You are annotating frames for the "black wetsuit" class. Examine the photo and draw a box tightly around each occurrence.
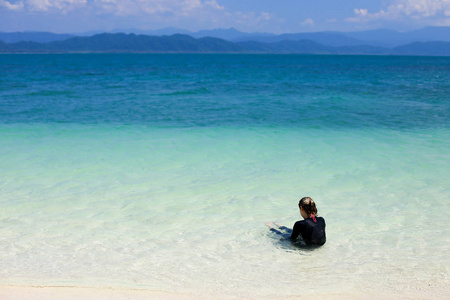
[270,216,326,246]
[291,217,326,246]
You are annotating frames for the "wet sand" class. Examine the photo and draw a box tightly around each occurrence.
[0,285,433,300]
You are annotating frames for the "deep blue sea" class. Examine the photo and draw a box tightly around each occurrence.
[0,54,449,298]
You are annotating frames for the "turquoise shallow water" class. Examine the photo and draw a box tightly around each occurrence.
[0,54,449,298]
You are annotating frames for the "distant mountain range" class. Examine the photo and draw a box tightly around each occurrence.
[0,34,242,53]
[0,29,450,55]
[0,31,75,43]
[2,26,450,47]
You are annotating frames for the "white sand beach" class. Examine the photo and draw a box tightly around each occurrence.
[1,285,447,300]
[0,286,203,300]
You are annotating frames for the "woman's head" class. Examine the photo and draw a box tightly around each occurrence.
[298,197,317,218]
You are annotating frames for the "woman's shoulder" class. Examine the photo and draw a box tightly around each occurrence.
[306,216,326,225]
[295,217,325,226]
[293,219,306,227]
[317,216,326,225]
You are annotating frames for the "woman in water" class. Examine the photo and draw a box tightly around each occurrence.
[267,197,326,246]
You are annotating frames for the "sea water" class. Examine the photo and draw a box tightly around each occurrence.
[0,54,449,298]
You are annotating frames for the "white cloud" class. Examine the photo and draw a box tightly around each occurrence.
[204,0,224,10]
[0,0,87,12]
[0,0,24,10]
[354,8,368,17]
[1,0,276,32]
[347,0,450,23]
[301,18,314,26]
[1,0,220,15]
[233,10,273,29]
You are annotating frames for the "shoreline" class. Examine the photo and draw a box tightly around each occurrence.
[0,285,204,300]
[0,284,435,300]
[0,51,448,57]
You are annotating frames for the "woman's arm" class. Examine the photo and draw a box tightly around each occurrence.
[290,221,302,240]
[266,222,293,238]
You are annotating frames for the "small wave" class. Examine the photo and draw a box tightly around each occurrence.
[159,87,209,96]
[25,90,74,96]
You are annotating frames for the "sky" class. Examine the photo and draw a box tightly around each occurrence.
[1,0,449,33]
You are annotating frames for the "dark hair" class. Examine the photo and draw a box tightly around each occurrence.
[298,197,317,216]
